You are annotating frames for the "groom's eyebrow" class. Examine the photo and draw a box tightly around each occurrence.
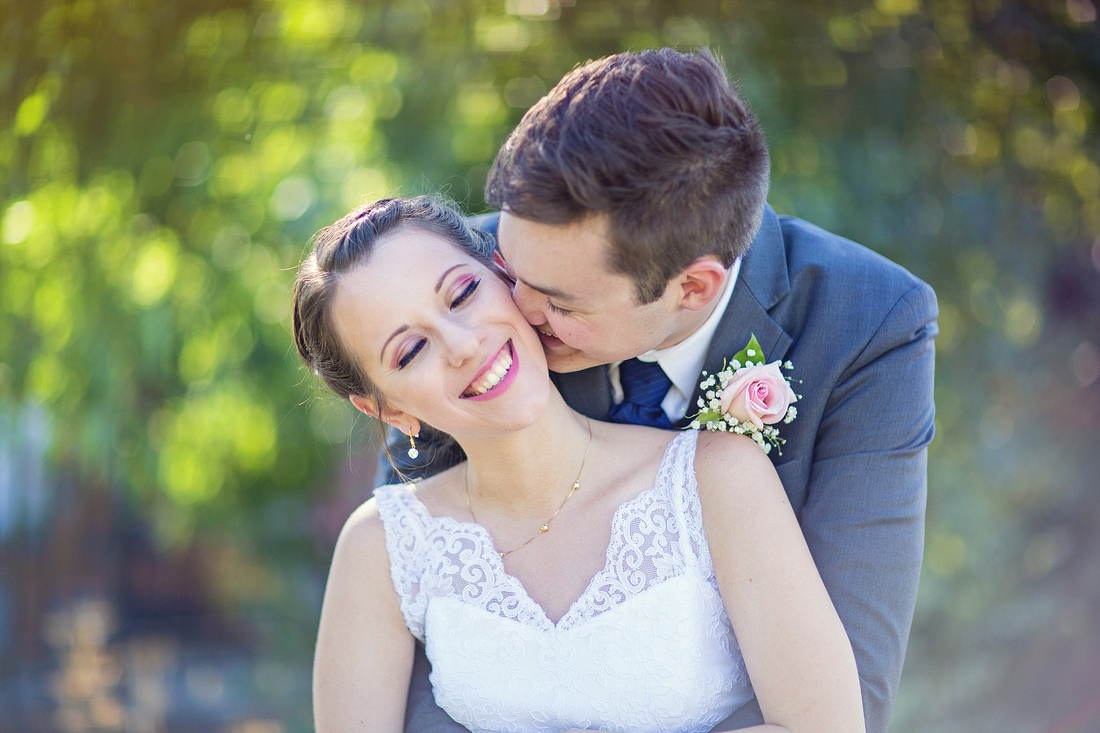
[497,241,578,302]
[518,276,577,303]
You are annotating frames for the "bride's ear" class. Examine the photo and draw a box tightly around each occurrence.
[349,395,421,437]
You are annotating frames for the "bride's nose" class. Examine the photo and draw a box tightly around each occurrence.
[440,321,481,366]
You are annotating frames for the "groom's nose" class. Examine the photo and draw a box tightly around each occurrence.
[511,281,547,327]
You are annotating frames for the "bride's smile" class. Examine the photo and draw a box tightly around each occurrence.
[461,340,516,400]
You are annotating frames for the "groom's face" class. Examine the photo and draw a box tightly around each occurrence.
[496,213,681,373]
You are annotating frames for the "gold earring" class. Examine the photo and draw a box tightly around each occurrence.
[407,431,419,460]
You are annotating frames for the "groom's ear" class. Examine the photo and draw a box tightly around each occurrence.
[349,395,421,437]
[675,257,728,312]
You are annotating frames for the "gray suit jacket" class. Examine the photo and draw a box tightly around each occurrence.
[382,206,938,733]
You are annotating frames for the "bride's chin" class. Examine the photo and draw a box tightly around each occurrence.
[499,384,554,433]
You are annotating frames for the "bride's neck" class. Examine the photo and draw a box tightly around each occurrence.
[457,392,593,518]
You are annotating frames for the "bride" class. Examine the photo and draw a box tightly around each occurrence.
[293,196,864,733]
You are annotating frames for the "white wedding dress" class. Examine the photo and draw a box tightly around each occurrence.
[374,430,755,733]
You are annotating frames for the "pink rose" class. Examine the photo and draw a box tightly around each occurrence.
[719,361,798,430]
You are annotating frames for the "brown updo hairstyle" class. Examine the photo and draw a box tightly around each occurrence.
[292,196,495,415]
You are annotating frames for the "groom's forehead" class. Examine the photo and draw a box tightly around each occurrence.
[498,212,615,278]
[499,223,628,307]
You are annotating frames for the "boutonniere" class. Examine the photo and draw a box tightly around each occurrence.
[688,334,800,454]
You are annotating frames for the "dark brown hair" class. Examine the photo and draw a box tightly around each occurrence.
[292,196,494,411]
[485,47,770,304]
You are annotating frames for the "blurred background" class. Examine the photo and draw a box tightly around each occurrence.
[1,0,1098,731]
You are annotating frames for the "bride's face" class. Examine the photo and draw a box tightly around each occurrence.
[332,226,550,437]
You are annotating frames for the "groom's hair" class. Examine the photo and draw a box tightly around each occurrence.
[485,47,770,304]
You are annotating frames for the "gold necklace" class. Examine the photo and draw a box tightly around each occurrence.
[465,417,593,559]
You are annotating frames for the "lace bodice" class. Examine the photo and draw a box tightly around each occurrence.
[374,430,754,733]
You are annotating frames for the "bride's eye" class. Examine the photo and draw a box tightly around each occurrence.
[398,339,426,369]
[450,278,480,309]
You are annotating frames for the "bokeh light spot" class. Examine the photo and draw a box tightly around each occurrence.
[269,177,317,221]
[475,16,531,52]
[175,142,211,186]
[2,200,35,244]
[927,532,967,576]
[1004,297,1042,348]
[979,402,1015,450]
[131,235,180,307]
[1045,75,1081,111]
[1070,342,1100,386]
[15,92,49,136]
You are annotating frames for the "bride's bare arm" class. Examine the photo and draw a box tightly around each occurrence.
[695,430,866,733]
[313,500,414,732]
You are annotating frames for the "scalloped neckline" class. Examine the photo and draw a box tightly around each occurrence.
[396,430,695,630]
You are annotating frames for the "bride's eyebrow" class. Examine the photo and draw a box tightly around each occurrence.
[435,264,465,292]
[381,326,409,364]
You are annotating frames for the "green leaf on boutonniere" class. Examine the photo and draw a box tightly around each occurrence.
[731,333,766,367]
[694,407,723,423]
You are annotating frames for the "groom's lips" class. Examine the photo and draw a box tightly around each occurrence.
[536,328,566,349]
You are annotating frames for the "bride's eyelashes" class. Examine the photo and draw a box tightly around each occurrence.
[450,277,480,309]
[398,339,426,369]
[396,277,481,370]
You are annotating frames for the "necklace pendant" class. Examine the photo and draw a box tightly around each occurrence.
[499,551,506,559]
[540,524,549,532]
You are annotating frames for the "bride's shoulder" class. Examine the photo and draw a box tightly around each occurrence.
[692,430,782,500]
[331,495,389,566]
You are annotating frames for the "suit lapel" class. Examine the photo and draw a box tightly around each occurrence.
[552,364,614,420]
[678,207,794,428]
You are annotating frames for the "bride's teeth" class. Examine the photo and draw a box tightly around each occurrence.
[466,346,514,396]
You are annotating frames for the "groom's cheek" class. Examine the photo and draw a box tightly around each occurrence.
[512,283,547,326]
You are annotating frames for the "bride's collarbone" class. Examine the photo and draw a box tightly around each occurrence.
[587,428,677,491]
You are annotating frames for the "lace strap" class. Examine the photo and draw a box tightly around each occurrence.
[660,431,712,574]
[373,485,431,640]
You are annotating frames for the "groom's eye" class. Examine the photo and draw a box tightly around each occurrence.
[547,301,573,316]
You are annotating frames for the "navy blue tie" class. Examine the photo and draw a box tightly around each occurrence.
[609,358,673,428]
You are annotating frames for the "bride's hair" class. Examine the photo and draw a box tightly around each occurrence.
[293,196,495,411]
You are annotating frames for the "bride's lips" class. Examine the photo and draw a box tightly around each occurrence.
[461,341,518,401]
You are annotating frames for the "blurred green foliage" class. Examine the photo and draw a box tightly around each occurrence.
[2,0,1099,730]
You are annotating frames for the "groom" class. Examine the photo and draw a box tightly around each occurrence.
[386,48,937,733]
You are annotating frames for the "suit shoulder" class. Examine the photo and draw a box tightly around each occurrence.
[776,215,935,316]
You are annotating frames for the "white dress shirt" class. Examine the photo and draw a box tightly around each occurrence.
[609,257,741,423]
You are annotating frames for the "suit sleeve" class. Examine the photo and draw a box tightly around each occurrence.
[802,281,938,733]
